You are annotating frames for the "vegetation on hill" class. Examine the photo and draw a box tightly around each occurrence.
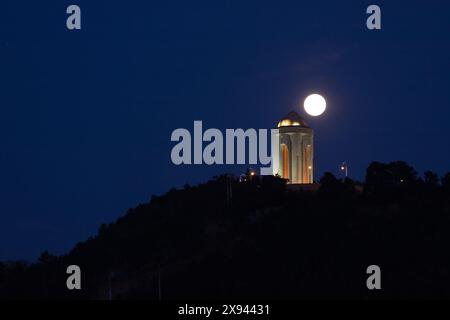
[1,161,450,299]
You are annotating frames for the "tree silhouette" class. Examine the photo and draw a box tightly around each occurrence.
[424,171,439,187]
[442,172,450,192]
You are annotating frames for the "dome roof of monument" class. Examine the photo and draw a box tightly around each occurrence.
[277,111,310,128]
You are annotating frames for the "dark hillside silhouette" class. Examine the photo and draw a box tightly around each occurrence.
[1,161,450,299]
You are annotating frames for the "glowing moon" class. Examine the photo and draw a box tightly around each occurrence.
[304,94,326,116]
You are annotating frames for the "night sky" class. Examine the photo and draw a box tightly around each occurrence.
[1,0,450,260]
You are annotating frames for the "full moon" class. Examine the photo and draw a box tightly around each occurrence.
[304,94,326,116]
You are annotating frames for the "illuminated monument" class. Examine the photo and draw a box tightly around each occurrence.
[272,111,314,184]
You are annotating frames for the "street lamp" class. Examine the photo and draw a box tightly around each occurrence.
[340,162,348,178]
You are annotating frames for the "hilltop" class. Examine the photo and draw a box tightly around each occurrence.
[1,161,450,299]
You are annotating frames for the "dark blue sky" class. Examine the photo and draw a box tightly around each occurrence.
[1,0,450,260]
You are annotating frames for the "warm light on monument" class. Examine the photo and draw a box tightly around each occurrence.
[273,111,314,184]
[304,94,326,116]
